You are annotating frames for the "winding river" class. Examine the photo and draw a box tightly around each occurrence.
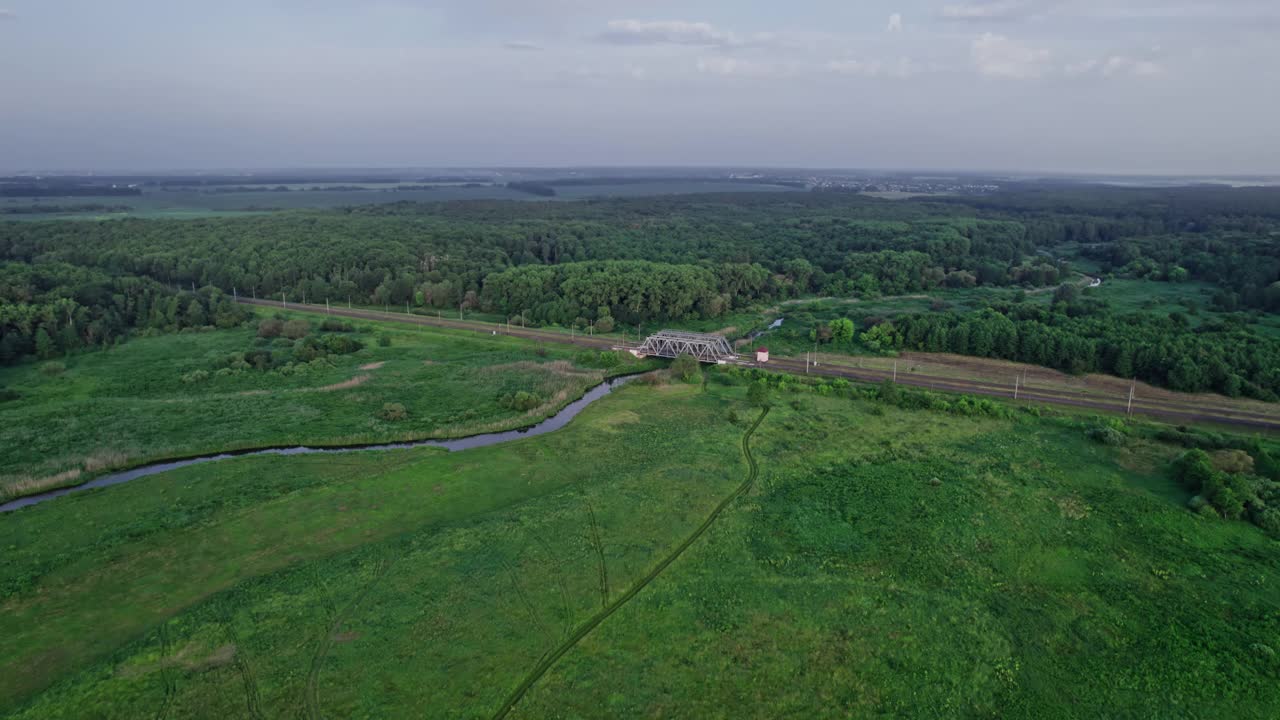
[1,376,635,514]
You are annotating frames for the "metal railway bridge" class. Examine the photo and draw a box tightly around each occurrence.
[634,330,738,363]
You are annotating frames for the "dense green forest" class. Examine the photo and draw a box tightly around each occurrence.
[0,262,250,365]
[2,187,1279,397]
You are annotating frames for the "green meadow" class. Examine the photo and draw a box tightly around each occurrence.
[0,310,649,499]
[2,372,1276,718]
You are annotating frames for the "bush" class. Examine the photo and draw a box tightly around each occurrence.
[257,318,284,338]
[181,369,210,384]
[283,319,310,340]
[378,334,392,347]
[40,361,66,377]
[1173,449,1216,492]
[1210,486,1246,520]
[747,379,772,408]
[499,391,543,412]
[378,403,408,421]
[671,354,702,383]
[0,387,20,402]
[1209,449,1255,475]
[319,318,354,332]
[1087,426,1126,446]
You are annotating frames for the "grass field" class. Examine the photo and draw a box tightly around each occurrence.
[2,376,1277,718]
[0,309,651,499]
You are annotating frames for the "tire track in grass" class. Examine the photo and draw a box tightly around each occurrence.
[305,553,396,720]
[153,625,177,720]
[492,407,770,720]
[222,623,265,720]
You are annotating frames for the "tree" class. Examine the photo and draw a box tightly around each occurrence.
[184,299,206,327]
[829,318,855,344]
[1053,283,1080,305]
[1174,449,1216,492]
[595,314,615,333]
[34,328,54,360]
[671,353,701,383]
[746,379,772,408]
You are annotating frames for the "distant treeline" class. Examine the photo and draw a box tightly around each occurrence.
[506,182,557,197]
[1,204,132,215]
[2,187,1279,397]
[543,176,807,189]
[1,185,141,198]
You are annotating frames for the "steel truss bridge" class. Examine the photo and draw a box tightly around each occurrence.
[635,330,738,363]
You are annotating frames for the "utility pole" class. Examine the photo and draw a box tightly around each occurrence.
[282,292,287,309]
[1127,380,1135,418]
[348,296,352,309]
[326,299,331,315]
[233,287,237,302]
[893,361,898,383]
[1014,374,1019,400]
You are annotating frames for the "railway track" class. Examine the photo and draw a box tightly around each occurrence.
[237,298,1280,432]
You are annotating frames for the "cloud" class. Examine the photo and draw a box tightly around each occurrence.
[1065,55,1163,78]
[0,9,16,20]
[971,33,1051,78]
[694,56,792,78]
[503,41,544,51]
[941,1,1044,22]
[887,13,903,32]
[828,59,885,77]
[598,19,740,47]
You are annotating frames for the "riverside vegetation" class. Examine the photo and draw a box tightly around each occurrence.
[0,308,650,500]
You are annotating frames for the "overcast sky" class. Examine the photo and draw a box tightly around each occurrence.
[1,0,1277,174]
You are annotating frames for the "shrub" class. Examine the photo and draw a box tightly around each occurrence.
[378,334,392,347]
[257,318,284,338]
[283,319,310,340]
[0,388,19,402]
[1173,449,1216,492]
[498,391,542,412]
[1209,449,1255,475]
[671,354,702,383]
[378,403,408,421]
[40,362,66,377]
[319,318,354,332]
[747,379,772,408]
[1087,426,1126,446]
[1210,486,1245,520]
[181,369,210,384]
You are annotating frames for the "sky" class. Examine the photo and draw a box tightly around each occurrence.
[1,0,1277,174]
